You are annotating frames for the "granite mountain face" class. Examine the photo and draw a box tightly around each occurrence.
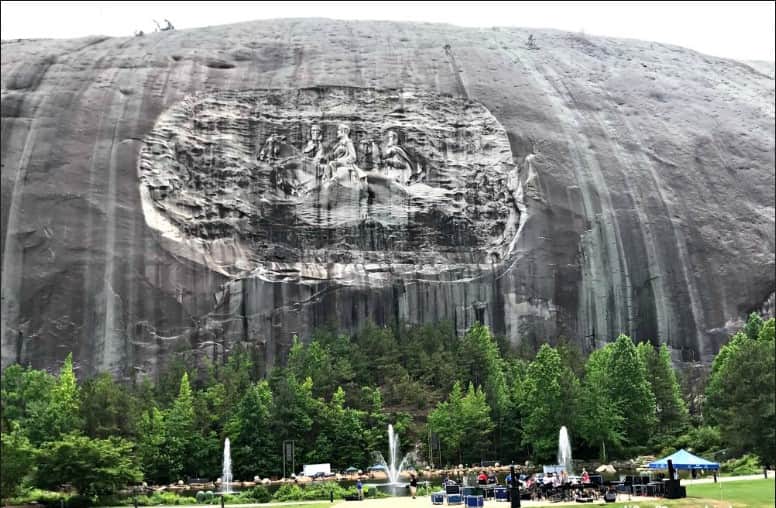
[1,20,774,378]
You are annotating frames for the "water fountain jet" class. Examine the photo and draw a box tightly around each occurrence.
[370,424,417,495]
[557,426,573,475]
[221,438,233,494]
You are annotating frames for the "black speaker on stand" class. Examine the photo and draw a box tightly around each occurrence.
[664,460,685,499]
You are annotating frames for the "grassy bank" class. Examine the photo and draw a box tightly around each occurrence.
[608,478,775,508]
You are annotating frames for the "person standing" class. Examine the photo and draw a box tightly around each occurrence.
[487,470,497,484]
[356,479,363,500]
[409,473,418,499]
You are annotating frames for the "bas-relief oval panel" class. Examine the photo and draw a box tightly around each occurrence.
[138,87,521,284]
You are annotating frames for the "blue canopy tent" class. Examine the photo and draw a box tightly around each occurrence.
[648,449,720,470]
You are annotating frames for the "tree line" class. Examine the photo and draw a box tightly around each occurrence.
[2,316,773,500]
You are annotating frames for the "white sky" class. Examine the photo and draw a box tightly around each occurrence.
[1,1,774,62]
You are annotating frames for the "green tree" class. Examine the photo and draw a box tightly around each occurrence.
[636,343,689,441]
[216,344,257,397]
[225,380,275,478]
[705,319,775,466]
[520,345,579,461]
[32,354,83,443]
[287,338,338,398]
[166,372,198,479]
[400,322,458,392]
[499,358,528,460]
[311,329,357,396]
[744,312,764,341]
[313,387,366,468]
[458,383,494,463]
[672,425,722,456]
[457,324,509,457]
[577,347,624,460]
[428,381,466,464]
[360,386,388,457]
[556,336,587,379]
[137,372,198,484]
[136,407,170,484]
[1,424,37,498]
[351,323,404,387]
[269,370,321,473]
[81,372,139,439]
[759,318,775,342]
[1,364,55,442]
[154,354,196,406]
[190,382,226,479]
[35,433,142,496]
[428,381,494,464]
[606,335,656,448]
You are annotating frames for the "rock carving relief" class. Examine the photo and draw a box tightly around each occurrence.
[138,87,523,283]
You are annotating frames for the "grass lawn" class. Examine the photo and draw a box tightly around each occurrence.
[607,478,775,508]
[686,479,775,507]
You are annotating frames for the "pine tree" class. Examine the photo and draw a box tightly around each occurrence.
[636,343,689,440]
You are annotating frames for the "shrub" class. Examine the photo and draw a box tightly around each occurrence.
[272,484,304,501]
[673,426,722,456]
[242,486,271,503]
[34,490,69,508]
[721,454,761,475]
[7,489,67,508]
[272,481,354,501]
[195,491,206,503]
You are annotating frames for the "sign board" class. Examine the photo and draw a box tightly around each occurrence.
[284,441,294,461]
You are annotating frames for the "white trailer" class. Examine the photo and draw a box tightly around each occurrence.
[303,463,332,477]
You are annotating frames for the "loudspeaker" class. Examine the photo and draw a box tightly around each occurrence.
[664,479,684,499]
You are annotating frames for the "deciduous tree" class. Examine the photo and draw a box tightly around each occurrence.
[35,434,142,496]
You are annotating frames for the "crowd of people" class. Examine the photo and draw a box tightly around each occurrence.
[438,466,613,503]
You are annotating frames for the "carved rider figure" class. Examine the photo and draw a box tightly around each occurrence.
[326,123,357,180]
[382,129,415,183]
